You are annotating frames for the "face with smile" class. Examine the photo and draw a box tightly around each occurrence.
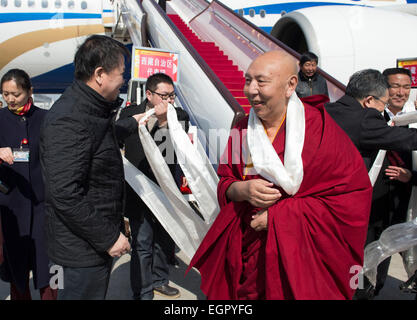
[386,73,412,114]
[362,90,389,113]
[146,82,176,107]
[1,80,32,112]
[300,60,317,78]
[92,56,125,102]
[244,51,298,125]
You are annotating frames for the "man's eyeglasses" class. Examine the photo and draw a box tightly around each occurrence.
[149,90,176,100]
[372,95,389,109]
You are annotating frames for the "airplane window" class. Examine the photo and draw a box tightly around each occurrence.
[55,0,61,8]
[238,9,244,16]
[14,0,21,7]
[249,9,255,18]
[27,0,35,7]
[260,10,266,18]
[0,0,7,8]
[81,1,87,9]
[68,0,74,9]
[41,0,47,8]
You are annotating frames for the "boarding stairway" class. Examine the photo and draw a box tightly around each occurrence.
[118,0,346,162]
[167,14,251,113]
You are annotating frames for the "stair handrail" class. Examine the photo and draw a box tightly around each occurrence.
[209,0,346,94]
[147,0,245,128]
[137,0,149,47]
[119,0,149,47]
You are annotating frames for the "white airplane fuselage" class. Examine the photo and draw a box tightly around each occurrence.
[2,0,417,98]
[0,0,116,96]
[220,0,417,33]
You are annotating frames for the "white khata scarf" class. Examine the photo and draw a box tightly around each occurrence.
[246,92,305,195]
[123,104,219,260]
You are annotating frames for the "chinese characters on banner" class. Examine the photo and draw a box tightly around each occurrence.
[397,58,417,88]
[132,48,179,82]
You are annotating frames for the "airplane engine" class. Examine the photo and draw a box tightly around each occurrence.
[271,6,417,85]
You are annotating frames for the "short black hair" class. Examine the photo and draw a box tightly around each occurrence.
[1,69,32,93]
[74,35,130,81]
[346,69,389,100]
[382,67,412,81]
[145,73,174,92]
[300,52,318,66]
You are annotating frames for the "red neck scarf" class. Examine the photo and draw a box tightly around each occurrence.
[10,97,32,116]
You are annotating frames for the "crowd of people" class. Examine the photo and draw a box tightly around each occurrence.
[0,34,416,300]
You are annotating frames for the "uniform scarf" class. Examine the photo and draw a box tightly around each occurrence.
[9,97,32,115]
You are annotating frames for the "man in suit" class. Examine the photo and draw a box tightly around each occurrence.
[382,68,414,225]
[119,73,188,300]
[325,69,417,299]
[376,68,416,296]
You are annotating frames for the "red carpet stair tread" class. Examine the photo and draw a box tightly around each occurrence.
[168,14,251,114]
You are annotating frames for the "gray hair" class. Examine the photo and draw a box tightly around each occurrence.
[345,69,389,100]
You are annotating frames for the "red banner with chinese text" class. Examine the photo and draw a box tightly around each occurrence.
[132,48,179,82]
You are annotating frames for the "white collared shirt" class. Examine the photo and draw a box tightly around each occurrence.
[385,107,407,120]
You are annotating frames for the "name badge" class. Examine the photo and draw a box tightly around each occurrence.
[12,148,30,162]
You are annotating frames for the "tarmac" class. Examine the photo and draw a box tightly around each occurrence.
[0,250,415,300]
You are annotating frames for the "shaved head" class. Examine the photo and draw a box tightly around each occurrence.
[244,51,299,126]
[250,51,298,78]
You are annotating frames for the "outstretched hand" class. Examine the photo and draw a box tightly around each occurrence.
[385,165,412,183]
[132,113,147,125]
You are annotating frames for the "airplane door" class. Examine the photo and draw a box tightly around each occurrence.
[102,0,116,28]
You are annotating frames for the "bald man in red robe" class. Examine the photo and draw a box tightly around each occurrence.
[188,51,373,300]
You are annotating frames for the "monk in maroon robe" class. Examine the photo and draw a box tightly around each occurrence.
[188,51,372,300]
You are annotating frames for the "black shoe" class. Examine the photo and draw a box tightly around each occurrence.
[169,257,180,269]
[352,277,375,300]
[154,284,180,298]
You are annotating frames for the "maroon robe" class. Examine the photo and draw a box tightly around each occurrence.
[188,95,372,300]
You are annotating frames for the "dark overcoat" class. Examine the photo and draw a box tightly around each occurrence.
[325,95,417,239]
[0,105,50,292]
[39,80,137,268]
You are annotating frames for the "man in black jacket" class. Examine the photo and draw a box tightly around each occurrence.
[39,35,143,300]
[119,73,188,300]
[325,69,417,299]
[295,52,329,98]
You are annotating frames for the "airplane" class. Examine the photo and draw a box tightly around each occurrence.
[218,0,417,87]
[219,0,417,33]
[1,0,416,106]
[0,0,122,107]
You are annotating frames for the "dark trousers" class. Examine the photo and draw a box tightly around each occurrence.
[57,260,113,300]
[129,208,174,300]
[354,222,391,299]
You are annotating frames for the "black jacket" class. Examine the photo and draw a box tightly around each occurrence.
[39,80,137,267]
[0,105,51,291]
[296,71,329,98]
[325,95,417,170]
[118,99,189,218]
[325,95,417,229]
